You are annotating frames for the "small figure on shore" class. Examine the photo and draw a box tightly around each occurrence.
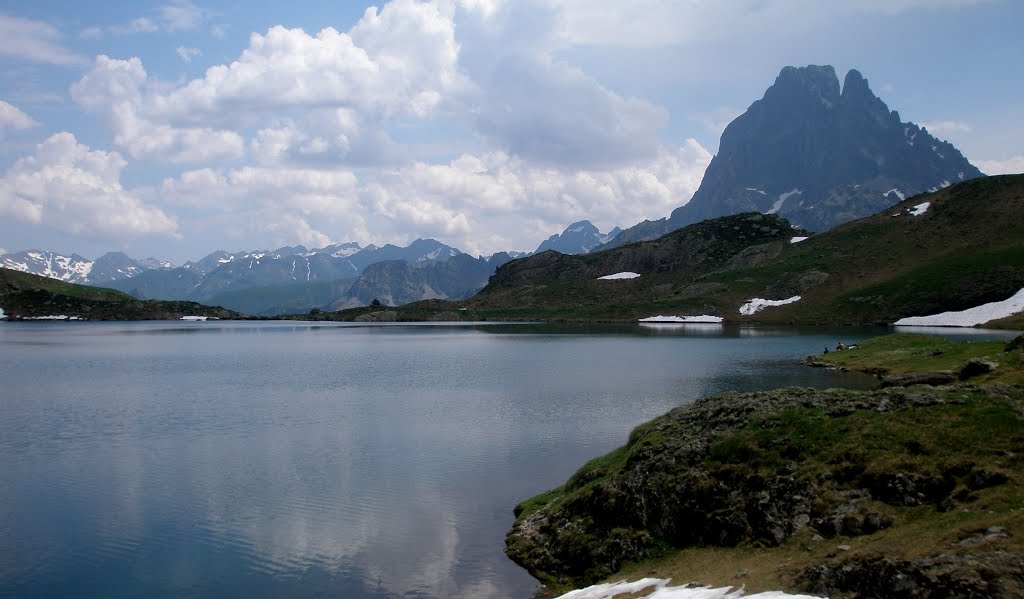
[835,341,845,351]
[824,346,830,354]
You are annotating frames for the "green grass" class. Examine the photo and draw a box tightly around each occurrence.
[815,333,1024,384]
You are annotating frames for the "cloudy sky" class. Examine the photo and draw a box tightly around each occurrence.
[1,0,1021,263]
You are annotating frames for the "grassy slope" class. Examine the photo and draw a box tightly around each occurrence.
[473,175,1024,324]
[511,333,1024,595]
[0,267,240,320]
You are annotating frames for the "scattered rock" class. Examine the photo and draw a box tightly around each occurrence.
[880,371,956,388]
[1005,334,1024,353]
[959,358,998,380]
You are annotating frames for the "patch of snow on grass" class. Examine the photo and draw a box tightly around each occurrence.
[766,189,801,214]
[739,296,801,316]
[639,315,723,323]
[554,578,820,599]
[909,202,930,216]
[598,272,641,280]
[894,288,1024,327]
[790,236,808,243]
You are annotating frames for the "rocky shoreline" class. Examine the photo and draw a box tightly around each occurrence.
[506,383,1024,597]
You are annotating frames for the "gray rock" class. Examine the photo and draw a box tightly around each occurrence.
[959,358,998,380]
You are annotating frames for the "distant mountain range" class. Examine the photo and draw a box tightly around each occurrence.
[0,239,513,315]
[603,65,984,248]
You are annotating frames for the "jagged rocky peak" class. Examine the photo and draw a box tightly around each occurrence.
[651,64,985,236]
[535,220,621,254]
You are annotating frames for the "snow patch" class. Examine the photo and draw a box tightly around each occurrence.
[26,315,80,320]
[568,225,586,233]
[939,180,951,189]
[0,307,5,319]
[885,188,906,201]
[790,236,808,244]
[909,202,930,216]
[181,315,211,321]
[639,315,723,323]
[739,296,801,315]
[767,189,801,215]
[894,288,1024,327]
[598,272,641,280]
[745,187,767,195]
[553,578,820,599]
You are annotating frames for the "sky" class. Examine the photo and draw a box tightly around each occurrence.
[0,0,1022,263]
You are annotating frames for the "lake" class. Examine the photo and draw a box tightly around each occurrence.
[0,321,952,598]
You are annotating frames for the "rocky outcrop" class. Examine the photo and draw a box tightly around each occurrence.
[506,385,1023,591]
[800,550,1024,598]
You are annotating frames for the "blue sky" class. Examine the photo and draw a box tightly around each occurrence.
[1,0,1022,263]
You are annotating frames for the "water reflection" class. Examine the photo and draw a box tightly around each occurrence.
[0,322,893,598]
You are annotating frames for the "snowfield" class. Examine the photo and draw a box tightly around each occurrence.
[638,315,724,323]
[554,578,820,599]
[598,272,641,280]
[789,236,808,244]
[894,288,1024,327]
[910,201,930,216]
[739,296,801,315]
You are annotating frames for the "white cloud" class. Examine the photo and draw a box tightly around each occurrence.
[0,133,178,238]
[0,100,37,140]
[0,12,87,66]
[72,2,464,166]
[71,55,246,162]
[158,0,207,32]
[176,46,202,63]
[920,120,972,135]
[976,155,1024,175]
[151,135,709,255]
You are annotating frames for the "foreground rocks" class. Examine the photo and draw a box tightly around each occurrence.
[506,385,1024,595]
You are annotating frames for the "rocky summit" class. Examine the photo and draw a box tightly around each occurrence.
[607,65,983,247]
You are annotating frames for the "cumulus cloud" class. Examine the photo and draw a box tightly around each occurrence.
[0,100,37,140]
[71,55,246,162]
[72,1,464,165]
[0,12,86,66]
[0,133,178,238]
[976,155,1024,175]
[155,137,710,255]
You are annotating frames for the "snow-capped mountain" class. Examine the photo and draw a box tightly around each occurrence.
[0,250,168,284]
[534,220,622,254]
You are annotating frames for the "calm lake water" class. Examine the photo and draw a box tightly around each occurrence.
[1,320,985,598]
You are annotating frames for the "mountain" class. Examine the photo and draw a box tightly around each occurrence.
[97,238,485,314]
[0,267,238,321]
[0,249,168,284]
[534,220,621,254]
[470,175,1024,324]
[331,252,514,309]
[605,65,984,248]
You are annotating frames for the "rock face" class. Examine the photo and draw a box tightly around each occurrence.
[606,65,984,247]
[505,385,1022,592]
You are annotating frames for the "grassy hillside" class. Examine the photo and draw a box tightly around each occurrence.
[471,175,1024,325]
[0,267,240,320]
